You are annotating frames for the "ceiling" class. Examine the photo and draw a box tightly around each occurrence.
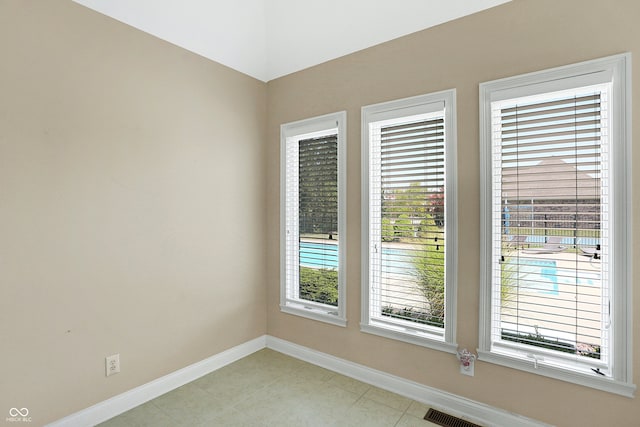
[72,0,511,82]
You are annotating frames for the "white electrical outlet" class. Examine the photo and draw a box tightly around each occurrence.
[460,360,475,376]
[105,354,120,377]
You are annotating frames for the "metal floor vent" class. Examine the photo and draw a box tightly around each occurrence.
[424,408,482,427]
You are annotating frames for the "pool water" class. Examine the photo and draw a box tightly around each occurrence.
[510,258,600,295]
[299,244,600,293]
[299,242,339,269]
[299,242,415,274]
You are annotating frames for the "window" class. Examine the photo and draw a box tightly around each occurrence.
[280,111,346,326]
[361,90,457,352]
[479,54,634,396]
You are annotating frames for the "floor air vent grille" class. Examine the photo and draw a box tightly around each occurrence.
[424,408,482,427]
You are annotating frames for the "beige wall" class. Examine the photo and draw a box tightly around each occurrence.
[0,1,267,425]
[3,0,639,425]
[266,0,640,425]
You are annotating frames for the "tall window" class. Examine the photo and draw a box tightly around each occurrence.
[479,54,634,396]
[281,111,346,326]
[362,91,457,351]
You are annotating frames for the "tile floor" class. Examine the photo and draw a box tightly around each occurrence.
[98,348,441,427]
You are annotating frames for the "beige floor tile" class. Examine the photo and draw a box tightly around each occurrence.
[150,382,227,425]
[405,400,432,419]
[192,349,306,404]
[339,397,405,427]
[231,383,296,422]
[326,374,371,396]
[227,354,298,385]
[395,413,442,427]
[270,405,342,427]
[96,350,460,427]
[290,362,337,384]
[193,408,259,427]
[268,363,338,399]
[268,374,323,399]
[192,367,269,404]
[97,401,176,427]
[232,348,305,374]
[305,383,362,414]
[362,386,412,412]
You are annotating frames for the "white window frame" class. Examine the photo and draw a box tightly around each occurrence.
[361,90,458,353]
[479,54,635,397]
[280,111,347,327]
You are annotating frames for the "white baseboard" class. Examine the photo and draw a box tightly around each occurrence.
[46,335,266,427]
[48,335,550,427]
[266,336,552,427]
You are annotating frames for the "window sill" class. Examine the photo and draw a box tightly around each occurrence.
[477,349,636,397]
[360,323,457,354]
[280,304,347,327]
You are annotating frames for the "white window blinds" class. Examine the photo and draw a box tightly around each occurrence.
[296,134,339,305]
[490,85,611,369]
[281,111,346,326]
[362,90,457,350]
[480,54,634,396]
[371,115,446,328]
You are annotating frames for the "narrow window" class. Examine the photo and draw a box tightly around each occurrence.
[281,112,346,326]
[362,91,457,352]
[479,54,634,396]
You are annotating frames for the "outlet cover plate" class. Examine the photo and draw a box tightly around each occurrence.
[460,360,474,376]
[106,354,120,377]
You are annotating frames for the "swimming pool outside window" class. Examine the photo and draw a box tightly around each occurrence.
[280,111,346,327]
[361,90,458,352]
[479,54,634,396]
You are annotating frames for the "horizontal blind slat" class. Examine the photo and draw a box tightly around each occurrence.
[494,90,606,361]
[375,115,446,329]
